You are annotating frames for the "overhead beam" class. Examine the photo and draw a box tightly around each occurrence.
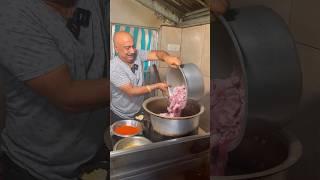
[195,0,207,7]
[178,15,210,28]
[183,10,210,21]
[184,8,209,17]
[136,0,181,24]
[157,0,184,17]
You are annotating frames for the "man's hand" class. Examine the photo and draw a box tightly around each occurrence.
[119,82,168,96]
[156,82,169,92]
[147,50,182,68]
[211,0,230,15]
[164,56,182,69]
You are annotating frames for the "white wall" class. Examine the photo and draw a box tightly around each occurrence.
[110,0,164,28]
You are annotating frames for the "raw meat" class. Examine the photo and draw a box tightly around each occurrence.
[211,68,245,176]
[160,85,187,117]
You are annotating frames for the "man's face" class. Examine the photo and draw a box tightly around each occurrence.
[115,36,137,64]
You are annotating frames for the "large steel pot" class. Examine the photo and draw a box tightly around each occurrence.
[213,6,302,131]
[142,96,204,136]
[212,130,302,180]
[166,63,204,101]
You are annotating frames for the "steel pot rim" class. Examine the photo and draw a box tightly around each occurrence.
[113,136,152,151]
[142,96,205,120]
[212,130,302,180]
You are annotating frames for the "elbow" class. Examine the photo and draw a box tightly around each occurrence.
[125,92,135,97]
[122,89,137,97]
[125,89,144,97]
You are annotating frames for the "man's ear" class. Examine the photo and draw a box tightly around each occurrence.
[114,45,118,53]
[114,46,119,56]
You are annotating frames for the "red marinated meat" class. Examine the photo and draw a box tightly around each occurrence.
[211,68,245,176]
[160,85,187,117]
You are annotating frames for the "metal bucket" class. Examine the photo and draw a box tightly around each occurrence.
[166,63,205,101]
[142,96,204,137]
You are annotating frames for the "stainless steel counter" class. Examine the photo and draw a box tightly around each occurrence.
[110,131,210,180]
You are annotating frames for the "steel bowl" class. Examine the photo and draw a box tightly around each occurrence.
[110,120,143,138]
[113,136,152,151]
[166,63,204,101]
[143,96,204,137]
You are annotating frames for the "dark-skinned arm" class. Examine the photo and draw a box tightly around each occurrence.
[26,64,109,113]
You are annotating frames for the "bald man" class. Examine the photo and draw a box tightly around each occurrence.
[110,31,181,121]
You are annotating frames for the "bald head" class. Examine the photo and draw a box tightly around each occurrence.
[113,31,137,64]
[113,31,133,46]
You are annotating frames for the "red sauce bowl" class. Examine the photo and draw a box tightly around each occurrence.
[110,120,143,137]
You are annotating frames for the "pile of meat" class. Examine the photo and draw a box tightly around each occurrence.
[160,85,187,117]
[211,68,245,176]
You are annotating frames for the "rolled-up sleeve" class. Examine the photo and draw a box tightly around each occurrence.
[110,60,131,87]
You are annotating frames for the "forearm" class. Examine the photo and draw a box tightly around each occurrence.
[60,79,109,112]
[147,50,170,62]
[121,84,158,96]
[25,64,109,113]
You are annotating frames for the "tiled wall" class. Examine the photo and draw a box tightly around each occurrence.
[159,25,211,131]
[290,0,320,50]
[231,0,320,179]
[289,0,320,178]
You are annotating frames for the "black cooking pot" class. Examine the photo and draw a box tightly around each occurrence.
[213,6,302,131]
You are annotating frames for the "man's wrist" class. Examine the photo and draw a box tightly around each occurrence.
[163,56,169,63]
[155,50,169,62]
[146,85,152,93]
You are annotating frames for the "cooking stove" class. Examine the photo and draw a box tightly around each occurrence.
[142,121,199,142]
[109,113,202,149]
[110,119,210,180]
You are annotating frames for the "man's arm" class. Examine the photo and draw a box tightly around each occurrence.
[118,82,168,97]
[26,64,109,113]
[147,50,181,68]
